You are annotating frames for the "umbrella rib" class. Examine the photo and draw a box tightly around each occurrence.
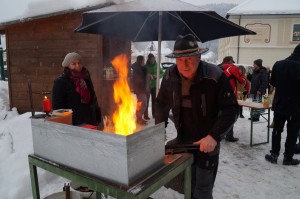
[133,12,156,42]
[168,12,202,42]
[76,12,121,32]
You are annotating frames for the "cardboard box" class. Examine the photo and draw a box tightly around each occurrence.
[47,109,72,125]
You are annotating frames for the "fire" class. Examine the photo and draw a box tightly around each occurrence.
[106,54,137,135]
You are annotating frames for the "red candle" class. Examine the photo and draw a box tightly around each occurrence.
[43,96,51,113]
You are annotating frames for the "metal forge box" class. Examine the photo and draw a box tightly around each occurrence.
[31,119,165,186]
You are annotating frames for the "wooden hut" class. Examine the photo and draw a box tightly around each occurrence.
[0,2,131,116]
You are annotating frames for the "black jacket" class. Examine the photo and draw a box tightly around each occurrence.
[52,68,101,126]
[271,54,300,116]
[247,67,268,95]
[131,62,148,94]
[155,61,238,143]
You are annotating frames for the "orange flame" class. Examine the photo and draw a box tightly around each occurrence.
[109,54,137,136]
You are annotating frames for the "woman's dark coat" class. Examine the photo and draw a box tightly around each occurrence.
[52,68,101,126]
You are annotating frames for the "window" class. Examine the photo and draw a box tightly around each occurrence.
[292,24,300,41]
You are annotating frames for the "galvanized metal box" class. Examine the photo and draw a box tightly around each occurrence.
[31,119,165,186]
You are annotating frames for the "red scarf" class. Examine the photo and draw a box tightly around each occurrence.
[69,69,91,104]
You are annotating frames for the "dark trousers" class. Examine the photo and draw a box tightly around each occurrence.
[252,95,263,119]
[270,112,300,158]
[145,88,156,118]
[225,126,234,139]
[136,93,147,119]
[239,106,243,116]
[192,163,218,199]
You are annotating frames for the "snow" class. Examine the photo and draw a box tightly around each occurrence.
[88,0,205,12]
[1,79,299,199]
[0,0,246,25]
[0,35,5,50]
[0,0,109,24]
[228,0,300,15]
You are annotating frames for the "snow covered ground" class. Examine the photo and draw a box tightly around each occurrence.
[0,80,299,199]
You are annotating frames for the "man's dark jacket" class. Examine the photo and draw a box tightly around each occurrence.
[271,54,300,116]
[247,66,268,95]
[155,61,238,144]
[131,62,148,94]
[52,68,101,126]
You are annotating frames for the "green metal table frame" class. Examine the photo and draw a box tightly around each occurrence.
[28,153,193,199]
[238,100,271,147]
[249,106,271,147]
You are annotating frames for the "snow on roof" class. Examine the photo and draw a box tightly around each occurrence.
[88,0,205,13]
[227,0,300,16]
[0,0,206,26]
[0,0,114,25]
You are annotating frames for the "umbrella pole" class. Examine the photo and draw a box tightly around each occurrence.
[156,11,162,96]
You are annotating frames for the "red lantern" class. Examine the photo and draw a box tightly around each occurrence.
[43,96,51,114]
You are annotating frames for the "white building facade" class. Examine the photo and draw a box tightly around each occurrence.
[218,0,300,68]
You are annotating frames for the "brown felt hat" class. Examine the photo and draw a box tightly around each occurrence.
[166,34,208,58]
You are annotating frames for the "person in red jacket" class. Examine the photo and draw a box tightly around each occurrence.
[221,56,250,142]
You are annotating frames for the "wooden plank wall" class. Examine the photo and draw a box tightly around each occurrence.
[5,12,131,115]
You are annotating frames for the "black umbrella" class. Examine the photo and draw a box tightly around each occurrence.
[75,0,255,91]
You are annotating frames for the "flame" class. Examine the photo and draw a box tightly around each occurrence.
[108,54,137,136]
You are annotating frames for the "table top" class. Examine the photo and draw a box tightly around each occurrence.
[238,100,271,109]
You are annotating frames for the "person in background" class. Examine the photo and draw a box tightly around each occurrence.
[221,56,249,142]
[295,131,300,154]
[265,66,272,93]
[144,53,164,119]
[237,65,248,118]
[131,55,148,125]
[52,52,102,127]
[246,59,268,122]
[155,34,238,199]
[265,44,300,165]
[268,75,275,128]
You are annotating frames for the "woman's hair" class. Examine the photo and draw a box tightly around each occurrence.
[238,65,246,75]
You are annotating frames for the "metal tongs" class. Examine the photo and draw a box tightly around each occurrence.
[165,144,200,154]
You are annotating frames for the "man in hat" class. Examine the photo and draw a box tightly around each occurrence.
[265,44,300,166]
[246,58,269,121]
[155,34,238,199]
[218,56,235,67]
[220,56,250,142]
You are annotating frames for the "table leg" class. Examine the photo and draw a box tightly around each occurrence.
[184,165,191,199]
[29,162,40,199]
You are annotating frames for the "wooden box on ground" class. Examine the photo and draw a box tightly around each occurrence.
[31,119,165,186]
